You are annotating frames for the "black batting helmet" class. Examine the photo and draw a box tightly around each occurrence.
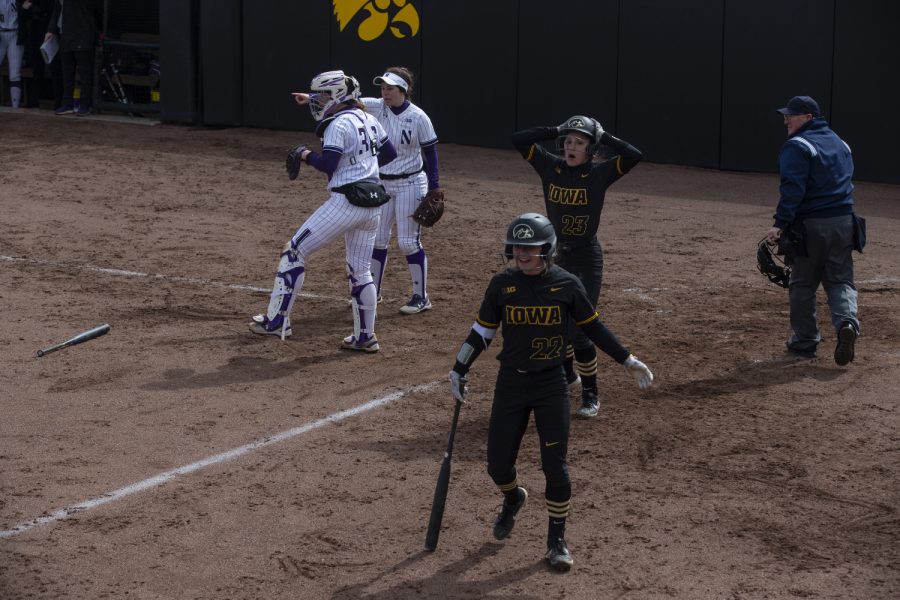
[557,115,602,156]
[504,212,557,261]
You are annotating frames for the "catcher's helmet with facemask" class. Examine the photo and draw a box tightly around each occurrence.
[757,238,792,288]
[504,213,558,261]
[308,70,361,121]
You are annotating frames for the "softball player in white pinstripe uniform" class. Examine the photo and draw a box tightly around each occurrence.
[250,70,397,352]
[0,0,23,108]
[361,67,440,314]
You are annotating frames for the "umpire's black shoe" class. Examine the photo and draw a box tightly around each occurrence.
[576,390,599,418]
[834,322,858,366]
[545,537,574,572]
[493,487,527,540]
[786,345,817,359]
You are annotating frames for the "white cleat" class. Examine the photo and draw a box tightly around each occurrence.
[399,294,432,315]
[341,334,380,353]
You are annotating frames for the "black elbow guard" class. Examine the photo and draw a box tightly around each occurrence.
[453,328,491,375]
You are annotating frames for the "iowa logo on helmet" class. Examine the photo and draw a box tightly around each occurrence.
[334,0,420,42]
[512,224,535,240]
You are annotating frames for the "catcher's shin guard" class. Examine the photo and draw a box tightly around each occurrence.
[350,282,378,341]
[265,247,306,337]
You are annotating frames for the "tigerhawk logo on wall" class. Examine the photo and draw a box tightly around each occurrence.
[334,0,420,42]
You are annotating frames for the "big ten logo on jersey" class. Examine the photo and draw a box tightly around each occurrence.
[505,305,562,326]
[334,0,420,42]
[548,184,588,206]
[502,286,517,295]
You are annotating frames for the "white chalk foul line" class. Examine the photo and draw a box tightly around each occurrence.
[0,255,346,301]
[0,381,440,540]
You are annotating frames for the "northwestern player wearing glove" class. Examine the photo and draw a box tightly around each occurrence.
[448,213,653,573]
[360,67,442,315]
[250,70,397,351]
[512,115,642,419]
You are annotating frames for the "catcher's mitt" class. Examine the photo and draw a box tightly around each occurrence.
[757,238,791,288]
[412,189,445,227]
[286,144,307,181]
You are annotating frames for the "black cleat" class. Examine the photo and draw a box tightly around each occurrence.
[545,537,574,572]
[576,390,599,418]
[834,322,858,366]
[493,487,527,540]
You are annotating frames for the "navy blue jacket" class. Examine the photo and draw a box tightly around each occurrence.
[774,118,854,229]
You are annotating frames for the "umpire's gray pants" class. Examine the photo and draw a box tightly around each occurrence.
[787,214,859,352]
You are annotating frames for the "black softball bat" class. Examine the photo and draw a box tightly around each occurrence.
[36,324,111,357]
[424,398,463,551]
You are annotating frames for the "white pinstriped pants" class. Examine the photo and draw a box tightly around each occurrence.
[290,192,380,286]
[375,172,427,254]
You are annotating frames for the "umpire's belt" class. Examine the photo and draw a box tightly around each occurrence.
[558,237,599,253]
[380,167,424,180]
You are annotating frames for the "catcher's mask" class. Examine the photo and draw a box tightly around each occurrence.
[309,70,361,121]
[557,115,602,156]
[504,213,557,263]
[757,238,791,288]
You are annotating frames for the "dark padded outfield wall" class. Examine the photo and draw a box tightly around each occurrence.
[516,0,619,134]
[832,0,900,184]
[617,0,724,168]
[420,0,519,148]
[159,0,198,124]
[242,2,332,131]
[329,0,423,109]
[720,0,834,175]
[199,0,243,126]
[105,0,159,36]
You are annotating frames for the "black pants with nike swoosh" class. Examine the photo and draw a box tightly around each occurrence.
[487,365,571,505]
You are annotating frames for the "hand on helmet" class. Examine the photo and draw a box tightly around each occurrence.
[624,354,653,390]
[449,370,469,403]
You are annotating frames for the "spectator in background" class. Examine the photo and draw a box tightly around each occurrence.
[44,0,100,115]
[0,0,23,107]
[18,0,62,108]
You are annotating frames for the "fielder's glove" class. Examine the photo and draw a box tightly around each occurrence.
[624,354,654,390]
[412,189,445,227]
[449,370,469,403]
[286,144,307,181]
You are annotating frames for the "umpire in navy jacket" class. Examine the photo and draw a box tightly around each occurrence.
[766,95,860,365]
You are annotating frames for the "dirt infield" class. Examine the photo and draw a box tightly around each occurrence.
[1,109,898,599]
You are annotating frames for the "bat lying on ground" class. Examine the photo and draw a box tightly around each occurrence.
[425,398,463,551]
[36,324,111,358]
